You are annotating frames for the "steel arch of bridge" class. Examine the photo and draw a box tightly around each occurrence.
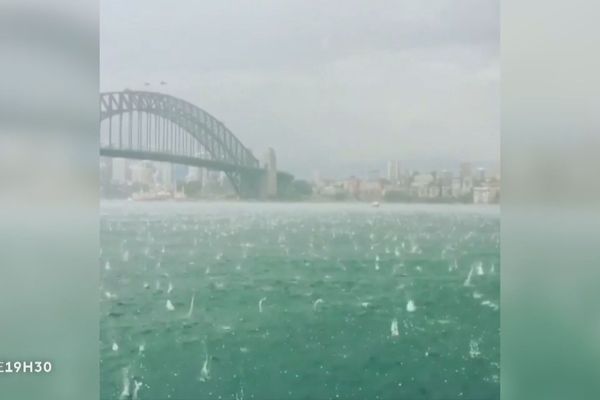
[100,90,262,194]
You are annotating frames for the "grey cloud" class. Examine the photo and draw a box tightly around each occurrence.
[101,0,499,178]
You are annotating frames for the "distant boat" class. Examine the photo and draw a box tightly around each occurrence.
[371,201,380,208]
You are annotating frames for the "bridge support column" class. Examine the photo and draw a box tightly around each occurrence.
[259,148,278,199]
[237,171,262,199]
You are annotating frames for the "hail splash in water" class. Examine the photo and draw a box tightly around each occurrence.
[390,318,399,337]
[119,367,130,400]
[132,380,143,400]
[259,297,267,313]
[185,294,195,318]
[475,261,485,276]
[166,299,175,311]
[464,266,474,287]
[469,339,481,358]
[313,298,324,311]
[199,345,210,382]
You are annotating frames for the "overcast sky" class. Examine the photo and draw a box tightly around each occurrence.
[101,0,499,178]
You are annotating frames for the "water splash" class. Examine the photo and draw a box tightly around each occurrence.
[406,300,416,312]
[481,300,499,310]
[259,297,267,313]
[104,291,117,300]
[199,347,210,382]
[104,261,111,271]
[166,299,175,311]
[132,379,143,400]
[449,259,458,272]
[463,267,474,287]
[235,385,245,400]
[185,294,195,318]
[475,262,485,276]
[390,318,399,337]
[118,367,130,400]
[112,342,119,352]
[409,242,420,254]
[167,282,173,294]
[313,298,324,311]
[469,339,481,358]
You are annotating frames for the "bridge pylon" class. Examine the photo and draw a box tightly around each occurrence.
[259,148,278,199]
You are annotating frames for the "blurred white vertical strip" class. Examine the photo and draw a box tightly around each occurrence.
[502,0,600,399]
[0,0,98,399]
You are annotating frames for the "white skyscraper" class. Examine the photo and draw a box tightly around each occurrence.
[160,162,173,189]
[186,167,202,183]
[112,158,129,183]
[387,160,401,182]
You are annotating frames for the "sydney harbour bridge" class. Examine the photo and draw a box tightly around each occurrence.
[100,90,293,199]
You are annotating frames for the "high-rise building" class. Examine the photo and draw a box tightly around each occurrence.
[313,170,322,186]
[159,162,174,189]
[174,164,188,183]
[111,158,129,183]
[460,162,473,179]
[387,160,402,183]
[186,167,202,183]
[440,169,453,185]
[130,161,155,186]
[476,167,486,182]
[99,157,112,186]
[368,169,380,181]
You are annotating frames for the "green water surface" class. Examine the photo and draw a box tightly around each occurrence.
[100,202,499,400]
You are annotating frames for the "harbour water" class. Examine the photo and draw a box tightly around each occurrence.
[100,201,499,400]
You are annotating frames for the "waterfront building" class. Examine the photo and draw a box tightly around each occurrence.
[130,161,154,186]
[111,158,130,183]
[460,162,473,179]
[473,185,499,204]
[186,167,202,183]
[387,160,402,183]
[159,162,174,190]
[358,180,384,201]
[100,158,112,187]
[461,175,473,196]
[451,177,463,197]
[428,185,441,199]
[476,167,486,183]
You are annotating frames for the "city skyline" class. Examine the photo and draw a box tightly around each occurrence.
[101,0,499,179]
